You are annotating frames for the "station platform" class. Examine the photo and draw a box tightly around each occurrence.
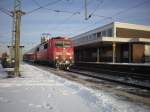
[0,63,150,112]
[74,62,150,79]
[0,63,8,78]
[75,61,150,66]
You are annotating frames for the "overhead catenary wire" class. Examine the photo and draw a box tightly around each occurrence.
[46,0,98,31]
[72,0,150,36]
[0,7,12,17]
[86,0,112,19]
[88,0,104,19]
[26,0,62,15]
[51,12,80,31]
[31,0,80,14]
[111,0,150,17]
[45,8,80,14]
[30,0,81,33]
[92,14,112,20]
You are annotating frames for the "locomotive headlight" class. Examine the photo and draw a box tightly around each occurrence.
[55,56,58,59]
[69,56,72,59]
[6,58,10,62]
[65,60,69,64]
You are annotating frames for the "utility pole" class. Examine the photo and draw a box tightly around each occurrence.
[12,0,25,77]
[84,0,88,20]
[10,0,16,60]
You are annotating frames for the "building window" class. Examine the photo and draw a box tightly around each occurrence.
[83,36,87,41]
[102,30,106,37]
[89,35,91,40]
[97,32,101,38]
[93,33,97,39]
[107,28,113,37]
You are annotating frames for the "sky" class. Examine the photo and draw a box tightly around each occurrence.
[0,0,150,52]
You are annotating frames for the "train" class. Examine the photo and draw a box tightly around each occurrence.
[23,37,74,69]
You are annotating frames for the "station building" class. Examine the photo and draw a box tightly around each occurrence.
[72,22,150,63]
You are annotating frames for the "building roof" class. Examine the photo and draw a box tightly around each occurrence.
[74,37,150,47]
[114,22,150,32]
[72,22,150,39]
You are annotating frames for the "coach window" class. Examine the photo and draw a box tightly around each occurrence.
[44,43,48,49]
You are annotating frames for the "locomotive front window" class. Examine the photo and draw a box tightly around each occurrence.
[64,41,71,48]
[55,41,63,47]
[55,41,71,48]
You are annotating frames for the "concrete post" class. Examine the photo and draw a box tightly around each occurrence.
[112,42,116,63]
[128,43,132,63]
[14,10,24,77]
[97,48,100,62]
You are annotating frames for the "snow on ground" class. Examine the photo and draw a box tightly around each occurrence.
[0,63,150,112]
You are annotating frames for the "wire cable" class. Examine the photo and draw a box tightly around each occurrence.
[0,7,12,17]
[26,0,62,15]
[88,0,103,19]
[32,0,80,14]
[73,0,150,35]
[111,0,150,17]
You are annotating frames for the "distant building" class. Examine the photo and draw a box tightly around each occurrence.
[0,44,9,60]
[72,22,150,63]
[7,45,24,62]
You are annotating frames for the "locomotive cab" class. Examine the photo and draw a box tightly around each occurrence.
[23,36,74,70]
[53,37,74,69]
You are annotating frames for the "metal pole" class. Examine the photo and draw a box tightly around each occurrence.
[11,0,16,60]
[84,0,88,20]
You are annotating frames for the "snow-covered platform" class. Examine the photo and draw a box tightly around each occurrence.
[0,63,150,112]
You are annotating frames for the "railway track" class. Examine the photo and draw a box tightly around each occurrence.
[21,63,150,106]
[74,62,150,80]
[25,62,150,90]
[67,67,150,90]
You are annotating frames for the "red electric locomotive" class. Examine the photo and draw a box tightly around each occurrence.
[23,37,74,69]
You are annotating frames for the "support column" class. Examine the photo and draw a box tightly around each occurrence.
[112,42,116,63]
[78,49,81,61]
[97,48,100,62]
[128,43,132,63]
[113,23,116,38]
